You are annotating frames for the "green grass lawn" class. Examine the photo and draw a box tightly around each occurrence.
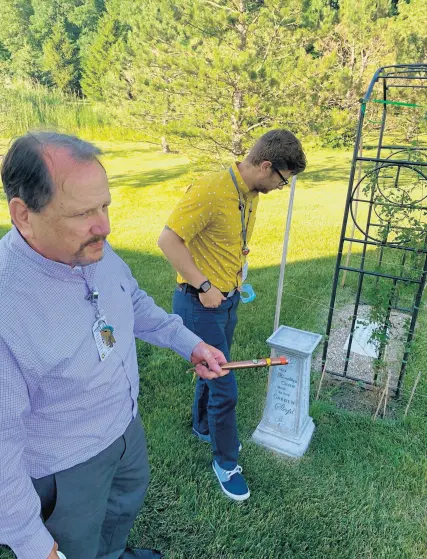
[0,141,426,559]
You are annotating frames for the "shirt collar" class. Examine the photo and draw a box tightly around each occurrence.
[231,162,257,200]
[9,225,98,283]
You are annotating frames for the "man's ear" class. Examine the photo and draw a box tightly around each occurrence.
[260,160,273,173]
[9,198,35,240]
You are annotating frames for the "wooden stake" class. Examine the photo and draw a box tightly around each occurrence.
[404,370,423,418]
[316,362,327,400]
[373,388,385,421]
[373,369,391,420]
[382,369,391,418]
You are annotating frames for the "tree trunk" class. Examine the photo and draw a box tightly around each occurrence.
[231,1,246,158]
[162,94,172,153]
[231,89,244,157]
[161,136,171,154]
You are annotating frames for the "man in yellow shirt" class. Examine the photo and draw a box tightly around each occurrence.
[158,130,306,501]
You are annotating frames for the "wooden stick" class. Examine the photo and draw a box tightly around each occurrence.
[382,369,391,418]
[316,361,327,400]
[373,370,390,420]
[404,370,423,418]
[373,390,385,421]
[221,356,288,370]
[373,383,386,421]
[187,356,288,379]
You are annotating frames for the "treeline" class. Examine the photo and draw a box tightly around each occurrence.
[0,0,426,156]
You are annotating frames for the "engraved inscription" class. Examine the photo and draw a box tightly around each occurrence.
[266,361,299,432]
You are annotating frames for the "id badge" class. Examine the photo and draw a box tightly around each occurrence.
[242,261,249,283]
[92,316,116,361]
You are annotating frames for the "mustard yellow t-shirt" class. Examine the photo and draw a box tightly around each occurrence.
[166,163,259,291]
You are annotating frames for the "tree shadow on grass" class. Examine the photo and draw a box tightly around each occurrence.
[103,146,160,159]
[115,248,427,559]
[0,230,426,559]
[109,166,189,189]
[299,165,349,185]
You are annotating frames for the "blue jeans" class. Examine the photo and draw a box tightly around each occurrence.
[173,287,240,470]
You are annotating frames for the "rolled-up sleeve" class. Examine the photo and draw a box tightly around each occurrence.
[0,337,55,559]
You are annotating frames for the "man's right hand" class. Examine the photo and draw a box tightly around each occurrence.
[199,285,226,308]
[47,541,60,559]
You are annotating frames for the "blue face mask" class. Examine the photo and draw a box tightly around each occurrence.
[240,283,256,304]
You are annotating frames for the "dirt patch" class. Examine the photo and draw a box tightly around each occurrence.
[312,373,405,418]
[313,304,410,392]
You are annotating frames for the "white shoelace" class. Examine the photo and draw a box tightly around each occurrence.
[225,465,242,480]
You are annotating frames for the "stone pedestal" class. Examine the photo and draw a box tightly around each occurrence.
[252,325,322,459]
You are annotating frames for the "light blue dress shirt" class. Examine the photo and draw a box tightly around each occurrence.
[0,226,202,559]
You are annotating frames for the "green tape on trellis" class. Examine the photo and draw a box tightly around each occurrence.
[370,99,427,109]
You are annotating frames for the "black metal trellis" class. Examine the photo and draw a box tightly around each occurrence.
[322,64,427,397]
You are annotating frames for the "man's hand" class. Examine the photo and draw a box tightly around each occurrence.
[199,285,226,308]
[47,541,60,559]
[190,342,229,379]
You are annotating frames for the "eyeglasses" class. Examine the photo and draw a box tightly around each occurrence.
[271,165,290,187]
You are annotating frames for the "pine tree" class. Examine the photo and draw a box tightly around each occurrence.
[123,0,306,159]
[42,19,79,92]
[81,10,127,100]
[0,0,41,79]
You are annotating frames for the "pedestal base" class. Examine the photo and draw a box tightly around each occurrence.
[252,418,315,459]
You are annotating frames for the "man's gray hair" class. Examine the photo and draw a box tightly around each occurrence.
[1,131,103,212]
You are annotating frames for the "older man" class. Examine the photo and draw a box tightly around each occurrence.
[0,132,228,559]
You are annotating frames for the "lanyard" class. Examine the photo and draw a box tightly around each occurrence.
[84,270,103,319]
[87,286,103,319]
[229,166,252,256]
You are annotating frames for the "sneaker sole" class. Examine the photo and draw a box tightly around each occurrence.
[212,463,250,502]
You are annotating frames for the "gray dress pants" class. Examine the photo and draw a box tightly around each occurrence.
[32,414,150,559]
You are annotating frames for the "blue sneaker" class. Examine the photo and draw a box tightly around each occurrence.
[212,461,250,501]
[192,428,242,451]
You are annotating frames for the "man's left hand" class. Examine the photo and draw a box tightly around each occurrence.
[190,342,229,380]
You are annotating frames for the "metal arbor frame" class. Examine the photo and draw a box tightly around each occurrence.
[322,64,427,397]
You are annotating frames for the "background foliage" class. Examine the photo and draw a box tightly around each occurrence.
[0,0,426,157]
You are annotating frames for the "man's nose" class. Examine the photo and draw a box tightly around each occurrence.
[91,212,110,237]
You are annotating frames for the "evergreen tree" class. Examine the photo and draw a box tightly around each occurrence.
[0,0,41,79]
[42,19,79,92]
[81,9,128,100]
[123,0,306,158]
[0,0,424,151]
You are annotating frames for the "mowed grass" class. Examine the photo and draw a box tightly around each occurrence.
[0,140,426,559]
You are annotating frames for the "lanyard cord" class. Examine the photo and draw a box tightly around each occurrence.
[86,284,103,319]
[229,166,252,254]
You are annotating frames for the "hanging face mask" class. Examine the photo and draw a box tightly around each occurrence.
[240,283,256,304]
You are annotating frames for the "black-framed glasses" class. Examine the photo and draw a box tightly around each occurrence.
[272,165,290,187]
